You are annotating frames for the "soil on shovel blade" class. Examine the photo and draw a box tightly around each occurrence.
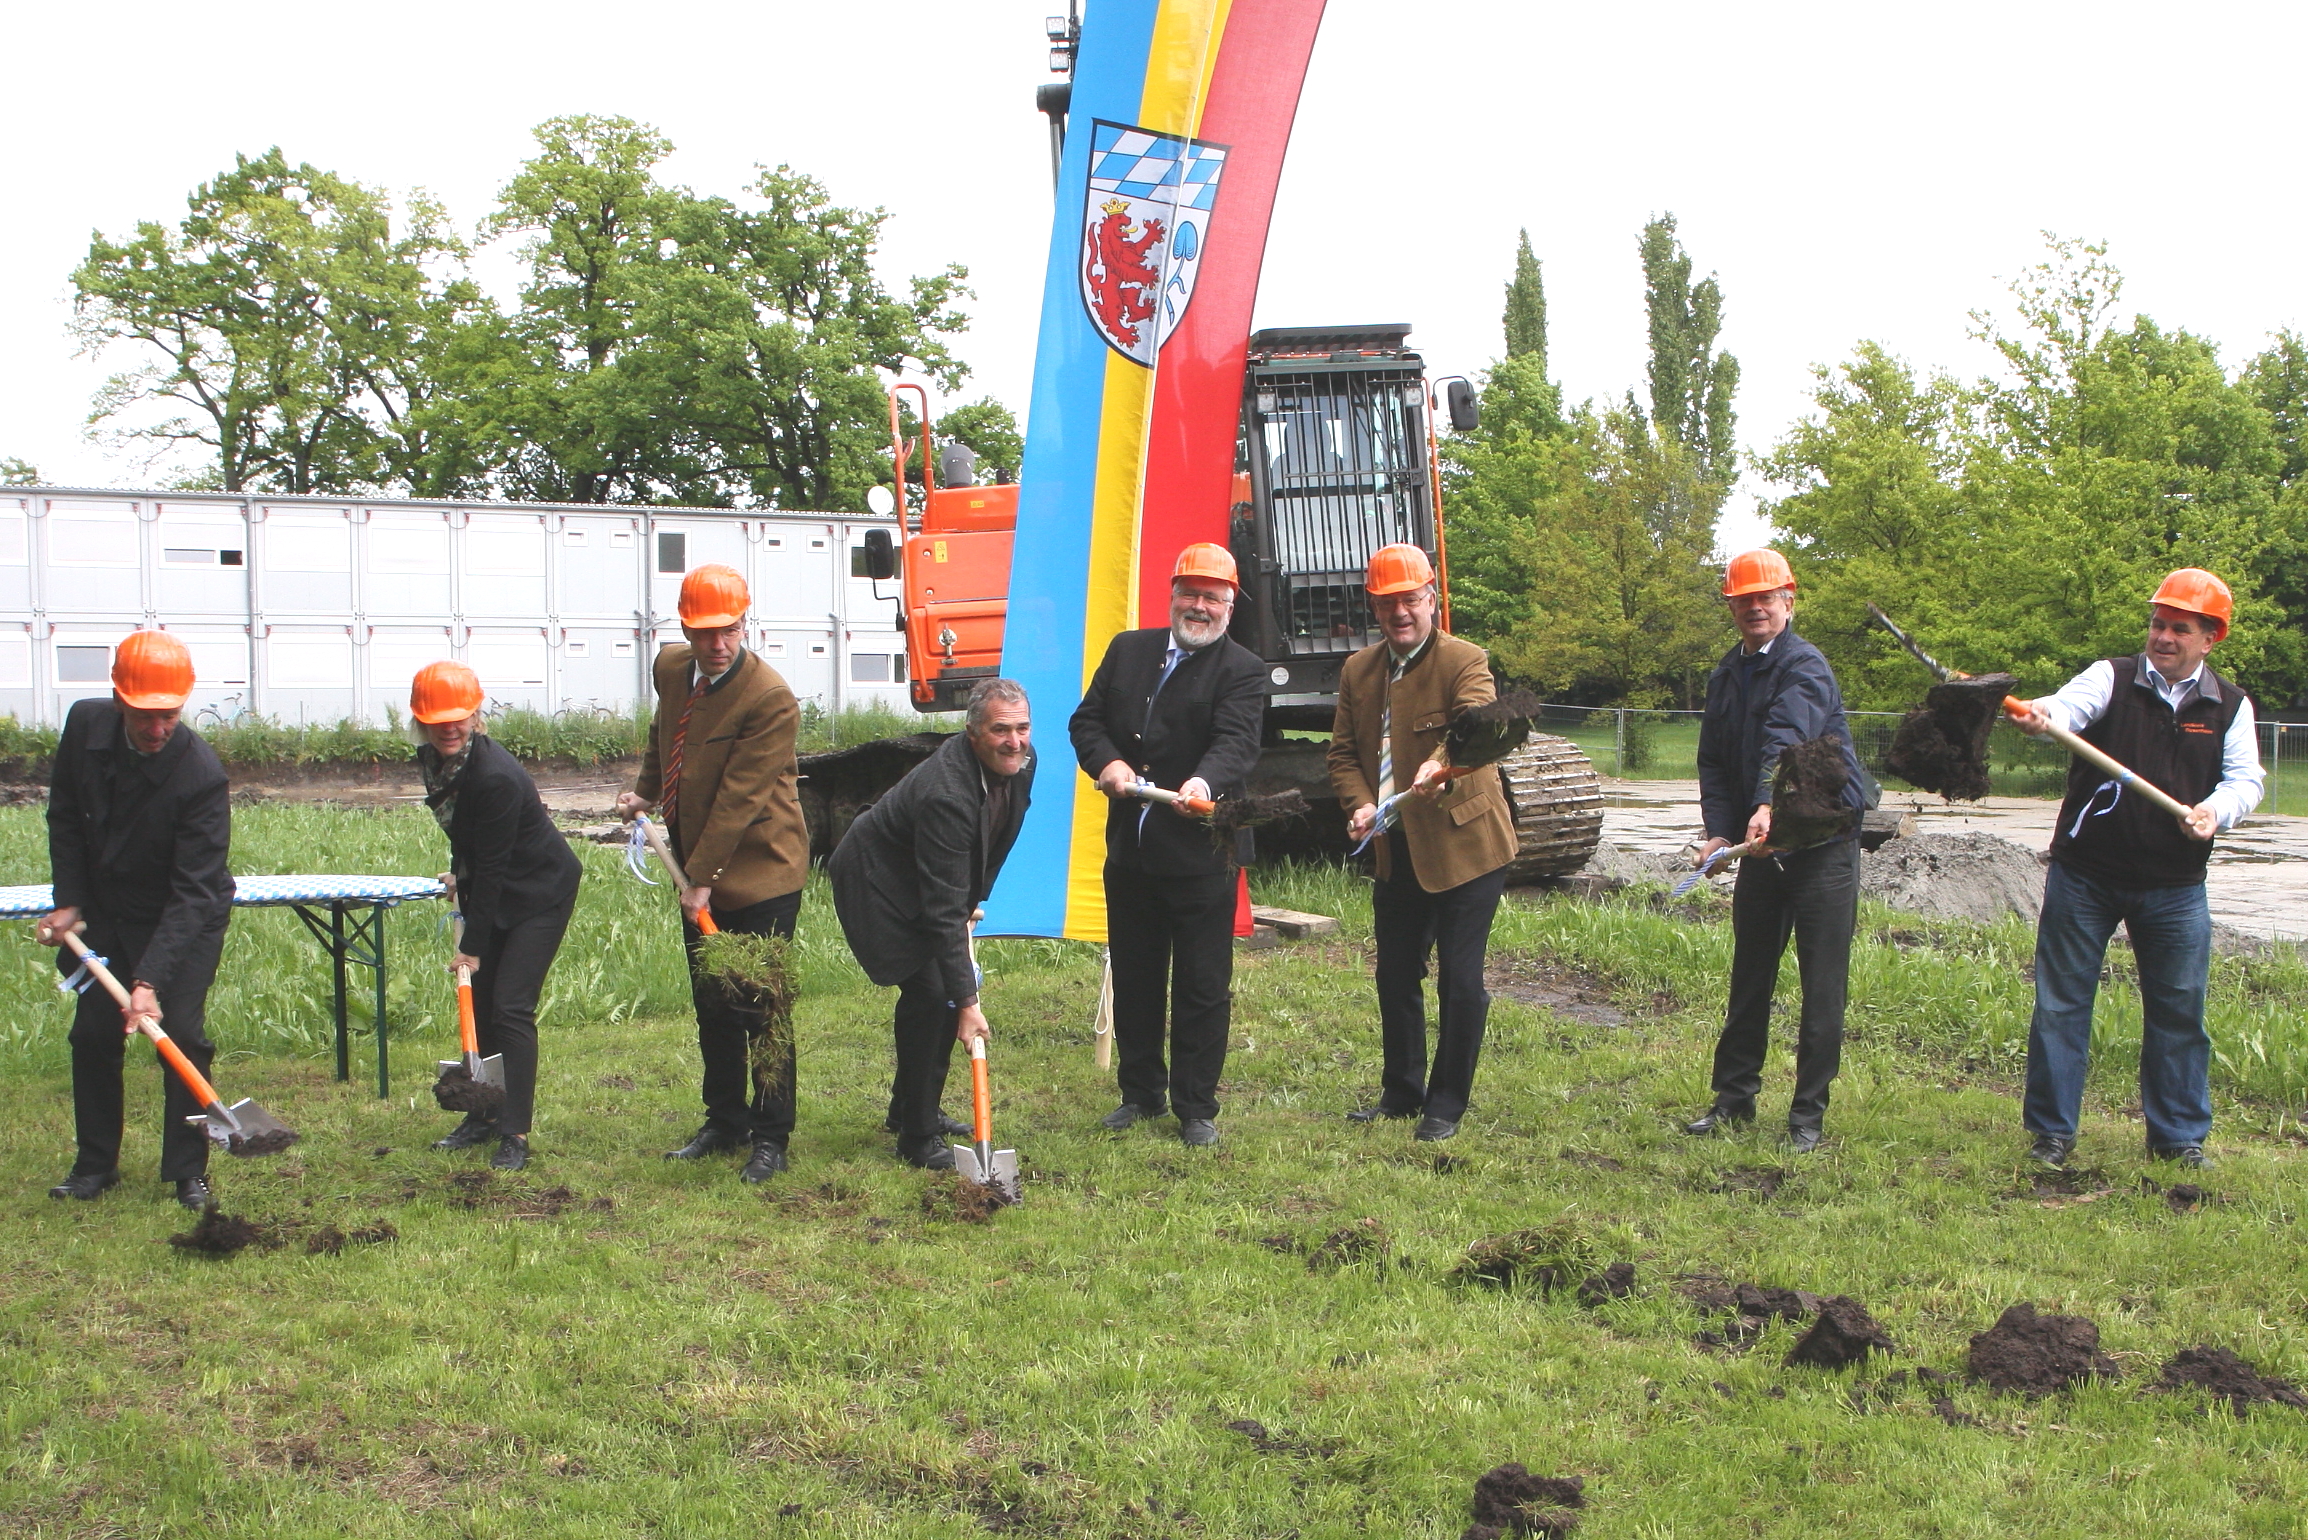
[1784,1295,1895,1369]
[227,1125,299,1157]
[1769,736,1857,850]
[1884,674,2016,801]
[169,1205,272,1255]
[1467,1463,1585,1537]
[1967,1302,2120,1395]
[2155,1346,2308,1414]
[431,1062,504,1116]
[922,1172,1014,1223]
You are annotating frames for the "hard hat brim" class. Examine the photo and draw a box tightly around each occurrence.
[679,610,746,629]
[115,687,190,711]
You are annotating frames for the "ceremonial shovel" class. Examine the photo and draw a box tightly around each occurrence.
[952,924,1019,1202]
[56,928,298,1156]
[432,908,505,1115]
[628,813,720,934]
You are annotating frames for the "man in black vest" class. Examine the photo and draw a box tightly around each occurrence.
[1686,549,1868,1154]
[1071,543,1266,1147]
[829,678,1034,1168]
[40,631,235,1209]
[2010,568,2264,1170]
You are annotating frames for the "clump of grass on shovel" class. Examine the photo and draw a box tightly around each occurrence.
[1442,688,1547,768]
[1768,735,1859,850]
[696,931,798,1099]
[431,1063,504,1116]
[1450,1220,1598,1292]
[1885,674,2017,801]
[1202,788,1310,855]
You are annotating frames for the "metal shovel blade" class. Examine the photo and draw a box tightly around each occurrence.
[436,1052,506,1088]
[188,1098,300,1157]
[953,1143,1021,1204]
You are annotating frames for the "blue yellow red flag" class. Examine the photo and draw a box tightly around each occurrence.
[981,0,1325,942]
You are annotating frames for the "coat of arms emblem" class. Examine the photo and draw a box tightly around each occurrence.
[1078,120,1229,366]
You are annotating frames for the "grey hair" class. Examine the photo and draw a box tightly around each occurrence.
[965,677,1029,732]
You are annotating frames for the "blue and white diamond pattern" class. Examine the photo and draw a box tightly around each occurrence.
[1079,119,1229,365]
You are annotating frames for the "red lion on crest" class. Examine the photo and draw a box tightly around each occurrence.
[1084,197,1165,349]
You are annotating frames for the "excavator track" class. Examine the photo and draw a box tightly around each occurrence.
[1495,733,1605,881]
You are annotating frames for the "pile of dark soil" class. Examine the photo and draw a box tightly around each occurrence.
[1307,1217,1390,1271]
[1883,674,2016,801]
[1712,1167,1790,1199]
[169,1206,273,1255]
[1576,1263,1636,1307]
[227,1124,300,1157]
[1204,788,1309,840]
[1688,1281,1824,1352]
[1785,1295,1895,1369]
[306,1221,399,1255]
[921,1173,1013,1223]
[1450,1223,1596,1292]
[430,1062,504,1115]
[1443,689,1546,769]
[1967,1303,2120,1395]
[1465,1463,1584,1537]
[2155,1347,2308,1414]
[2139,1176,2209,1213]
[1768,735,1858,850]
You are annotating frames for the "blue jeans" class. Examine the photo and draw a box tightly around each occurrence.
[2024,860,2213,1151]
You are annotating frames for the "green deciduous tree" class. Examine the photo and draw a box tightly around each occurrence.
[1639,213,1739,488]
[0,458,38,486]
[1503,228,1548,367]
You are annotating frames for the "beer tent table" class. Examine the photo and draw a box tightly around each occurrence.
[0,875,446,1098]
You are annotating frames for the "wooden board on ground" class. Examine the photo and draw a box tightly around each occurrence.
[1249,906,1339,939]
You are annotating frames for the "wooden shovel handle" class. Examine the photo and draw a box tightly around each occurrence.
[2003,696,2195,821]
[640,817,719,934]
[58,931,225,1109]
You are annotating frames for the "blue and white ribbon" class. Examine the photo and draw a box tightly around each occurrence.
[1670,847,1733,898]
[624,817,659,885]
[1349,791,1411,856]
[58,954,108,995]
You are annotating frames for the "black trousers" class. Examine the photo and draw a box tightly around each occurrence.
[684,889,802,1147]
[69,923,217,1182]
[466,894,574,1136]
[1106,861,1236,1121]
[1371,837,1507,1122]
[889,965,963,1148]
[1711,838,1858,1127]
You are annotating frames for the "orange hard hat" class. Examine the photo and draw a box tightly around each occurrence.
[1172,542,1239,591]
[112,630,194,710]
[1722,548,1796,597]
[1365,543,1435,595]
[409,660,484,724]
[2150,568,2232,633]
[678,564,749,628]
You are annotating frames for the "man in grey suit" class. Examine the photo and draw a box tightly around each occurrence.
[830,678,1035,1168]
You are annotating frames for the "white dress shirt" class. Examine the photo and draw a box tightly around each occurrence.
[2037,657,2264,831]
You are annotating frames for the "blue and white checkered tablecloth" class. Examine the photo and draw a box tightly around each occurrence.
[0,876,445,919]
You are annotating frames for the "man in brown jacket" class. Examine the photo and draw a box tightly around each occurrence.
[1328,544,1519,1142]
[616,564,809,1181]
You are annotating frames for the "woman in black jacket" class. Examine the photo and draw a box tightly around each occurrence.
[410,663,583,1170]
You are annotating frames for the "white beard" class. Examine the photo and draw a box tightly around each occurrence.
[1171,614,1227,651]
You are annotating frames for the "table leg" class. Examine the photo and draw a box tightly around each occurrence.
[332,906,350,1083]
[373,903,390,1100]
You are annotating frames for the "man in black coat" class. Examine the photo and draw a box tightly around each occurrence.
[40,632,235,1209]
[830,678,1034,1168]
[1070,544,1266,1147]
[1687,550,1867,1153]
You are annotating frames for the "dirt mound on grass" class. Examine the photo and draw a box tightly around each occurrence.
[921,1173,1014,1223]
[1967,1303,2120,1395]
[169,1206,272,1255]
[2155,1347,2308,1414]
[306,1221,399,1255]
[1467,1463,1585,1536]
[1308,1218,1390,1270]
[1861,832,2045,922]
[1576,1262,1636,1306]
[1450,1223,1595,1292]
[1785,1295,1895,1369]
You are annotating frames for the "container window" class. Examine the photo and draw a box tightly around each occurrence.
[657,532,686,573]
[850,652,890,683]
[56,645,112,682]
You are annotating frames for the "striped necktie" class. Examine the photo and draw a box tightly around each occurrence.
[660,672,710,832]
[1377,652,1408,802]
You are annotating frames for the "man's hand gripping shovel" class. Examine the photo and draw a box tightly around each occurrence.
[952,918,1019,1204]
[50,925,298,1156]
[624,813,719,934]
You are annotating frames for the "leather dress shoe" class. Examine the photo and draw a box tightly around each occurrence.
[1787,1125,1824,1155]
[2155,1144,2213,1170]
[884,1109,972,1138]
[1346,1104,1419,1124]
[741,1143,789,1183]
[1099,1103,1161,1132]
[2028,1134,2073,1168]
[1413,1115,1460,1143]
[1179,1118,1219,1148]
[48,1170,121,1201]
[175,1176,214,1211]
[432,1115,499,1151]
[664,1125,744,1161]
[490,1135,529,1172]
[1683,1104,1755,1136]
[898,1136,956,1170]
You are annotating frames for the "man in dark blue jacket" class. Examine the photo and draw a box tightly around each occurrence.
[1687,550,1866,1152]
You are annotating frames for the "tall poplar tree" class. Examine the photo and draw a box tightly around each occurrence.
[1503,229,1548,367]
[1638,213,1740,487]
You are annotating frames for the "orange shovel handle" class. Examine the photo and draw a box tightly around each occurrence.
[692,907,720,936]
[969,1038,993,1145]
[640,816,719,933]
[57,932,225,1110]
[1176,796,1216,817]
[456,967,479,1057]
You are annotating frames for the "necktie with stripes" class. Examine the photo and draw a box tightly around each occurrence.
[660,672,709,833]
[1377,652,1408,803]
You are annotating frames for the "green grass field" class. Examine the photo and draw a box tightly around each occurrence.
[4,805,2307,1538]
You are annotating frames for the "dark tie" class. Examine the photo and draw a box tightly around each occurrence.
[660,673,709,833]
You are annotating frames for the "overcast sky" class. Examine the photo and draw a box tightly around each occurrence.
[5,0,2303,551]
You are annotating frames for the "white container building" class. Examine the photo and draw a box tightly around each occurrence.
[0,488,912,728]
